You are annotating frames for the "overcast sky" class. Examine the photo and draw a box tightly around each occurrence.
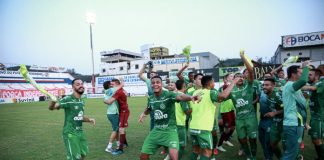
[1,0,324,74]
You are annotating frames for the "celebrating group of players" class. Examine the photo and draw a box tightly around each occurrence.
[48,51,324,160]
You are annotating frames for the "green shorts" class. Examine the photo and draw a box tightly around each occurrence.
[107,114,119,132]
[270,121,283,143]
[63,132,88,160]
[141,128,179,154]
[308,119,324,140]
[177,126,187,147]
[236,118,258,139]
[189,129,213,149]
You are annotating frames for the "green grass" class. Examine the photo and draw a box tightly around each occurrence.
[0,97,316,160]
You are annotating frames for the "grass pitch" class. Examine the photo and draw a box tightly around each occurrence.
[0,97,316,160]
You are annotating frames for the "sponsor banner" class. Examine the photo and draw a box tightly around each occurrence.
[96,74,145,86]
[152,56,199,65]
[0,70,71,78]
[282,31,324,48]
[0,89,65,99]
[253,65,280,80]
[218,66,245,82]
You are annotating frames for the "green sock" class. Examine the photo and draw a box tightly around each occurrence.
[272,145,282,159]
[178,147,184,160]
[319,144,324,159]
[199,154,210,160]
[190,152,198,160]
[249,139,257,157]
[241,142,251,158]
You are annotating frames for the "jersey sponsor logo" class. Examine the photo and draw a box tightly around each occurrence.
[73,111,84,121]
[236,99,248,108]
[154,110,168,120]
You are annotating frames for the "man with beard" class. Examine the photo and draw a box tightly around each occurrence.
[282,61,310,160]
[105,78,130,155]
[259,78,283,160]
[49,79,96,160]
[138,76,200,160]
[226,52,257,160]
[302,69,324,159]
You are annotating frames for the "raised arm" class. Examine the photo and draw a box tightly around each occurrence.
[176,62,189,80]
[270,64,283,76]
[138,64,148,81]
[240,51,254,83]
[293,61,310,91]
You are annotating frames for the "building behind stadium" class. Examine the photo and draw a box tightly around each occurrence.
[271,31,324,63]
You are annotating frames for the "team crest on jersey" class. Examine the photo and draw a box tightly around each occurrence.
[74,106,79,110]
[242,91,246,96]
[160,103,166,109]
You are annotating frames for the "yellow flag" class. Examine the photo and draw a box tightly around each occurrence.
[240,50,254,68]
[19,65,57,102]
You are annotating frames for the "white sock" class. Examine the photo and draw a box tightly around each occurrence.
[116,141,120,147]
[107,143,113,149]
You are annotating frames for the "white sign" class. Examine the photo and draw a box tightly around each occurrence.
[152,56,199,65]
[282,31,324,48]
[96,74,145,86]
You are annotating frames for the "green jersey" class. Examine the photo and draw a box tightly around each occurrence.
[148,90,178,130]
[229,80,256,119]
[59,94,86,134]
[267,90,283,122]
[104,88,119,114]
[316,77,324,121]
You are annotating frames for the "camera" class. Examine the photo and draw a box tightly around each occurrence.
[146,61,153,69]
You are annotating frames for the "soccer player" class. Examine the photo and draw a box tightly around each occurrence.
[138,75,200,160]
[217,74,235,153]
[175,79,192,159]
[49,78,95,160]
[189,75,239,160]
[302,69,324,159]
[105,78,129,155]
[139,63,158,130]
[227,52,258,160]
[259,78,283,160]
[281,61,310,160]
[103,79,123,153]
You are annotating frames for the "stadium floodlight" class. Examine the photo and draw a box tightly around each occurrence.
[86,12,96,93]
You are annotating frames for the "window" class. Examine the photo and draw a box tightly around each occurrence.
[171,69,178,72]
[135,64,139,69]
[299,52,302,55]
[287,53,290,56]
[102,69,106,73]
[120,67,123,71]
